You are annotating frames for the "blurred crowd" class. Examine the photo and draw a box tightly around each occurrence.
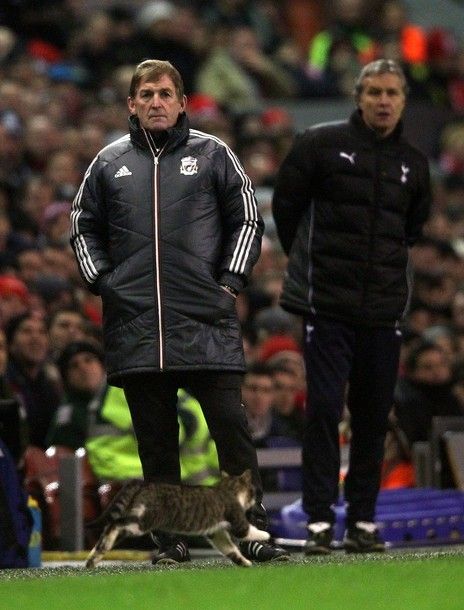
[1,0,464,546]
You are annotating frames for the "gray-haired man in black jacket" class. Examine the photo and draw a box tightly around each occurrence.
[272,59,431,554]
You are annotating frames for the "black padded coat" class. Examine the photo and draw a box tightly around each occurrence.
[71,113,263,384]
[272,110,431,327]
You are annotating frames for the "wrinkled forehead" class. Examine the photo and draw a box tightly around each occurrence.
[361,72,405,93]
[135,73,177,95]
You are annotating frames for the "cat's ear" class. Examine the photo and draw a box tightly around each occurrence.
[241,469,252,482]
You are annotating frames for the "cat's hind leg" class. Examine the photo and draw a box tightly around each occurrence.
[207,530,252,567]
[86,525,121,568]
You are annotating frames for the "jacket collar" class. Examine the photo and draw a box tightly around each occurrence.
[350,109,403,145]
[129,112,190,153]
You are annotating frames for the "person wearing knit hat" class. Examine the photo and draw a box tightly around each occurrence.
[0,274,30,327]
[254,305,295,336]
[0,275,29,301]
[258,334,301,363]
[48,339,143,482]
[57,340,104,384]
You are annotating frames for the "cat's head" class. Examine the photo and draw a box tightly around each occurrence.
[219,469,256,510]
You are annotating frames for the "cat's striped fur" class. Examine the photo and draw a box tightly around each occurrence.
[86,470,270,567]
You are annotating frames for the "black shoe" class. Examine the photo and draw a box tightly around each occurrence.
[304,522,334,555]
[151,541,191,565]
[239,540,290,562]
[343,522,385,553]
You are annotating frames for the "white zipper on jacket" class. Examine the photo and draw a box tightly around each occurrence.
[144,129,167,371]
[153,155,164,370]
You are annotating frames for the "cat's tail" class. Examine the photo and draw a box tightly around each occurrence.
[86,479,143,530]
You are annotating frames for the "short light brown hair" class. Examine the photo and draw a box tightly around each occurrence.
[353,59,409,102]
[129,59,184,100]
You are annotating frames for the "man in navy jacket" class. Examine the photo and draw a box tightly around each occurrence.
[273,59,431,554]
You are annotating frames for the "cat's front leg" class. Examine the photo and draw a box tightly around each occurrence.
[241,524,271,542]
[207,530,252,567]
[86,546,100,568]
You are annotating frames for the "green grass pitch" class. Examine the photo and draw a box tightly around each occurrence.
[1,548,464,610]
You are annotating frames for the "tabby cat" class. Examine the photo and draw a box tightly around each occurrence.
[86,470,270,568]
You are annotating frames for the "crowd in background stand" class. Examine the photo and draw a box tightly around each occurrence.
[1,0,464,546]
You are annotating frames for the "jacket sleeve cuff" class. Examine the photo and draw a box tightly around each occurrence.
[218,272,245,294]
[90,269,111,296]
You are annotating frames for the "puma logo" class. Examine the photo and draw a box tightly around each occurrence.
[340,151,356,165]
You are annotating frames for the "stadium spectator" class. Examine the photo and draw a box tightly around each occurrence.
[394,340,464,447]
[438,121,464,179]
[200,0,287,55]
[242,361,275,447]
[186,92,235,147]
[196,25,296,114]
[16,176,55,242]
[44,150,81,202]
[421,324,460,366]
[266,350,307,409]
[47,307,90,360]
[134,1,205,95]
[39,201,72,247]
[306,0,378,96]
[0,108,29,199]
[31,274,77,318]
[0,326,28,466]
[23,115,62,176]
[74,123,108,173]
[14,246,45,286]
[373,0,428,98]
[269,362,304,442]
[47,340,142,479]
[69,10,117,91]
[423,27,460,108]
[237,135,279,188]
[0,274,30,327]
[5,312,61,448]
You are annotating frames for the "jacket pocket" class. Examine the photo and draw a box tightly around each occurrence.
[178,282,236,325]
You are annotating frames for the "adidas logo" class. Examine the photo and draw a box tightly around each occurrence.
[114,165,132,178]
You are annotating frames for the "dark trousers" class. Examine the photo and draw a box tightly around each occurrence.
[302,315,402,528]
[122,371,267,529]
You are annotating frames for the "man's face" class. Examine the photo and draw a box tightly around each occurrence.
[358,72,406,137]
[272,370,299,415]
[127,74,186,132]
[66,352,105,393]
[412,348,451,385]
[0,294,28,326]
[242,373,274,417]
[9,316,49,366]
[49,312,86,351]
